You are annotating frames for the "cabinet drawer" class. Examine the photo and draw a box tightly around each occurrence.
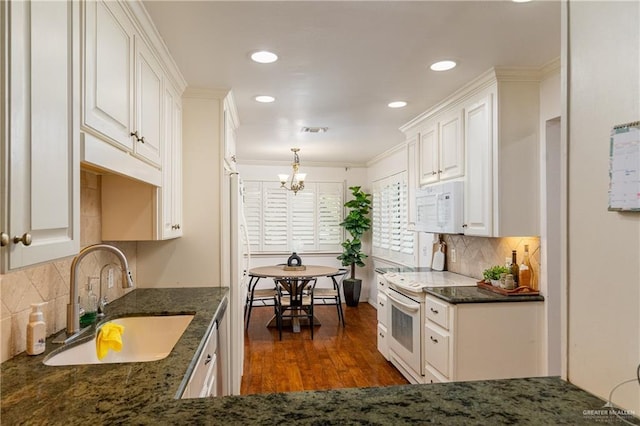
[425,324,450,378]
[377,292,388,325]
[424,366,449,384]
[376,274,388,293]
[377,323,389,361]
[426,297,450,330]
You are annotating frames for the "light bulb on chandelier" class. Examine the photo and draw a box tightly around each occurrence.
[278,148,306,195]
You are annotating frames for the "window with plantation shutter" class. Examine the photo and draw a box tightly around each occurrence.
[372,172,415,264]
[243,181,344,253]
[243,181,262,252]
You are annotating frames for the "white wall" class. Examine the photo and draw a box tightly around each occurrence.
[567,0,640,412]
[137,91,224,287]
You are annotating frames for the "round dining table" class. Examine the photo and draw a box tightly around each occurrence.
[248,265,339,332]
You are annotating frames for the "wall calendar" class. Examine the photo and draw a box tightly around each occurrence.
[609,121,640,211]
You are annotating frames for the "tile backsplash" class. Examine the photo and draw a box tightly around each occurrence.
[0,171,136,362]
[442,234,540,287]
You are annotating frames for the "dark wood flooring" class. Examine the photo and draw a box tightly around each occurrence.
[240,302,409,395]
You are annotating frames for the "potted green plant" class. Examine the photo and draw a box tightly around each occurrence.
[337,186,372,306]
[482,265,509,287]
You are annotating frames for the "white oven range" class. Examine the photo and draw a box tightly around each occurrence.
[383,271,476,384]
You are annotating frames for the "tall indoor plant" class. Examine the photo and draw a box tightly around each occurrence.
[337,186,372,306]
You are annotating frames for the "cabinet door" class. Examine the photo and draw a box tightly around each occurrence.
[438,109,464,181]
[406,134,418,228]
[2,0,80,271]
[83,0,134,150]
[418,124,439,185]
[134,35,163,166]
[160,82,183,239]
[463,94,493,236]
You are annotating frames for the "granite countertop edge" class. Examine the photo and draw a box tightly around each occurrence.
[425,285,545,304]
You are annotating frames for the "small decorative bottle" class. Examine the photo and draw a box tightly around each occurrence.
[510,250,519,286]
[519,245,533,289]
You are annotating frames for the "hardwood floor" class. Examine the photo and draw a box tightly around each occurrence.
[240,302,409,395]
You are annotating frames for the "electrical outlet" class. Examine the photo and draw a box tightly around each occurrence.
[451,248,457,263]
[108,268,114,289]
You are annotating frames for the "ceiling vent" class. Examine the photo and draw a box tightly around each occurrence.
[300,126,328,133]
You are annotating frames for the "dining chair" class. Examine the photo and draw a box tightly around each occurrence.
[244,274,277,330]
[312,268,348,326]
[274,277,317,340]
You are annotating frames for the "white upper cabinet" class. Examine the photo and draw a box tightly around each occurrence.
[83,0,135,151]
[418,123,438,185]
[403,68,540,237]
[406,134,419,228]
[83,0,163,167]
[160,81,183,239]
[463,93,493,237]
[223,93,240,170]
[134,34,163,165]
[417,109,464,186]
[462,72,540,237]
[1,0,80,272]
[438,109,465,182]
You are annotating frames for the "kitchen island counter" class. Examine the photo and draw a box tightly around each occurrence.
[0,289,620,425]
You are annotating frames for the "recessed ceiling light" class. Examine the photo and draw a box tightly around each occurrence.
[430,60,457,71]
[512,0,532,3]
[388,101,407,108]
[251,51,278,64]
[254,95,275,103]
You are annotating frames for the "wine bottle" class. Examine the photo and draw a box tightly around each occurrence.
[510,250,519,286]
[519,245,533,289]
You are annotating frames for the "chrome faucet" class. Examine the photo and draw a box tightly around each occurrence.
[66,244,134,335]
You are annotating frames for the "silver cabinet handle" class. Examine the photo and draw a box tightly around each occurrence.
[430,335,438,344]
[0,232,8,247]
[13,233,32,246]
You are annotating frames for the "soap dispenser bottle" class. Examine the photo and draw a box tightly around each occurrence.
[26,302,47,355]
[80,277,99,328]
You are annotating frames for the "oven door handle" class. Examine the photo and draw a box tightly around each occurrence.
[387,292,420,312]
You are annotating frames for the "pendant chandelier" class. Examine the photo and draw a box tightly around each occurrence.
[278,148,306,195]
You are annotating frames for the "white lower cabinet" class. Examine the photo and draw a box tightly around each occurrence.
[424,295,542,382]
[425,324,450,378]
[183,321,220,399]
[376,274,390,360]
[377,323,388,361]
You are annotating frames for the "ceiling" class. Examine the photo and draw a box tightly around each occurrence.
[143,1,560,166]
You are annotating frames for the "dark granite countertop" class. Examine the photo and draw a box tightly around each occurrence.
[1,287,228,425]
[426,285,545,304]
[2,288,630,425]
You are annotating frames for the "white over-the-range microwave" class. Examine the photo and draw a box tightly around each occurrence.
[414,181,464,234]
